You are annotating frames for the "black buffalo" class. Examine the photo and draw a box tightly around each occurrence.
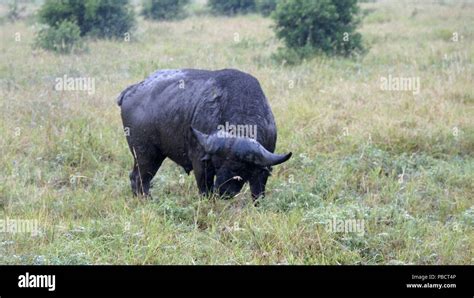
[118,68,291,201]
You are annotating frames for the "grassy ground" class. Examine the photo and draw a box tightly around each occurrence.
[0,0,473,264]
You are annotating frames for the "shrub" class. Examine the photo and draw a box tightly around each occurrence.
[208,0,256,15]
[7,0,26,22]
[35,20,84,54]
[38,0,135,39]
[272,0,364,59]
[256,0,277,17]
[142,0,190,20]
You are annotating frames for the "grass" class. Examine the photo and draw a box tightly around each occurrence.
[0,0,473,264]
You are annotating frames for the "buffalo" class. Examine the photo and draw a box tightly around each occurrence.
[118,68,291,201]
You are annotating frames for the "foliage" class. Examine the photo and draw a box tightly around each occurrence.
[38,0,135,38]
[34,20,84,54]
[272,0,364,59]
[7,0,26,22]
[141,0,190,20]
[256,0,277,17]
[208,0,256,15]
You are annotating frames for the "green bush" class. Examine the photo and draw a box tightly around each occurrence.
[141,0,190,20]
[256,0,277,17]
[38,0,135,39]
[7,0,26,22]
[35,20,84,54]
[208,0,256,15]
[272,0,364,59]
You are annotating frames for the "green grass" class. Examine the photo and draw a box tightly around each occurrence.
[0,0,473,264]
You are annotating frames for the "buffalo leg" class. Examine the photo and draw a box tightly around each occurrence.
[129,147,165,197]
[250,169,270,203]
[192,159,215,195]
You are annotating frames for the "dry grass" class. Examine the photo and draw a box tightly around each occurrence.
[0,0,473,264]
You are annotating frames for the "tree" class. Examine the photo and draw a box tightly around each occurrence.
[208,0,256,16]
[142,0,190,21]
[38,0,135,38]
[273,0,364,60]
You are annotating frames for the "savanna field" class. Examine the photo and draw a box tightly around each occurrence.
[0,0,473,264]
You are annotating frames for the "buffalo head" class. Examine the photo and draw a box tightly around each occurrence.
[191,127,292,198]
